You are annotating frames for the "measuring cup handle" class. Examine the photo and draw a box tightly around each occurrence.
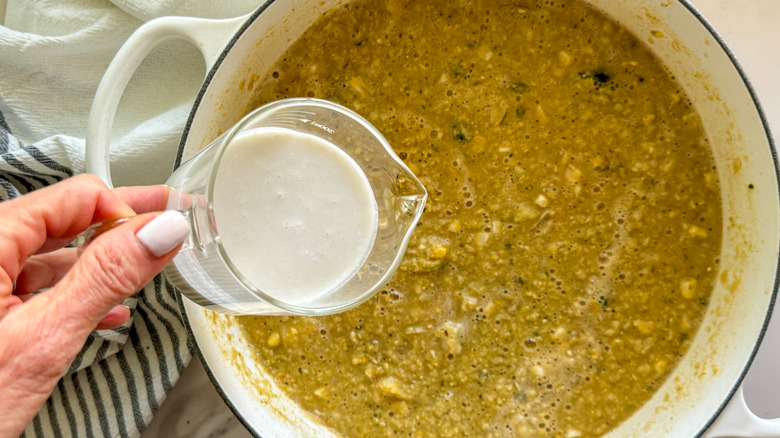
[704,385,780,437]
[85,13,250,188]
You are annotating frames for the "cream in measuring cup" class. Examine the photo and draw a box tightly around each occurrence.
[212,127,378,304]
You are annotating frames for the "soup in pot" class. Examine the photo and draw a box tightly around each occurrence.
[228,0,722,436]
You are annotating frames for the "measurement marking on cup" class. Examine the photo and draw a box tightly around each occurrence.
[300,119,335,134]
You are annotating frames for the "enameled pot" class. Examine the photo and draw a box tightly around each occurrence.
[86,0,780,436]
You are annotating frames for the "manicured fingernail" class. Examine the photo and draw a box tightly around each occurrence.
[136,211,190,257]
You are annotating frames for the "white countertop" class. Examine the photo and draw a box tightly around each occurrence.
[143,1,780,436]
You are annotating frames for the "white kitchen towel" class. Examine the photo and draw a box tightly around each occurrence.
[0,0,259,436]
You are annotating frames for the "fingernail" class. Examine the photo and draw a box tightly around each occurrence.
[136,211,190,257]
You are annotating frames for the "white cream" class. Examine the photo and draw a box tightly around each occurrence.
[212,127,378,304]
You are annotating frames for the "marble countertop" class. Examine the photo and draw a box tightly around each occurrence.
[143,1,780,436]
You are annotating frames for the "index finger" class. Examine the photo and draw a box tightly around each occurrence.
[0,174,134,297]
[113,185,170,214]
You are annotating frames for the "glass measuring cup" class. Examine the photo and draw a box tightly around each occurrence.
[160,98,426,315]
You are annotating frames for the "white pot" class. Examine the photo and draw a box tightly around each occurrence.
[86,0,780,436]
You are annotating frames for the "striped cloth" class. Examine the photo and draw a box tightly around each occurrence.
[0,0,258,436]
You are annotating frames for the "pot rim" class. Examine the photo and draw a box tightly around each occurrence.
[175,1,780,437]
[671,1,780,434]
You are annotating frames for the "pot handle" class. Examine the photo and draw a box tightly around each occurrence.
[85,13,250,188]
[704,386,780,437]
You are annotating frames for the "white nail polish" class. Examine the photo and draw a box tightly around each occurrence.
[136,211,190,257]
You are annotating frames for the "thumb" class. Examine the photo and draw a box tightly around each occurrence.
[52,210,190,342]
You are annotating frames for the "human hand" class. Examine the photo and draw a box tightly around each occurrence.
[0,174,190,437]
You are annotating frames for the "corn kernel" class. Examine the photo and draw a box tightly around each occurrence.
[558,50,573,67]
[314,386,329,399]
[688,225,708,238]
[680,278,697,299]
[633,320,654,334]
[535,194,550,208]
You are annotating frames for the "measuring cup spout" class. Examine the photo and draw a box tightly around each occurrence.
[389,167,427,234]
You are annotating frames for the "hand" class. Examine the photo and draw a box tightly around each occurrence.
[0,174,190,437]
